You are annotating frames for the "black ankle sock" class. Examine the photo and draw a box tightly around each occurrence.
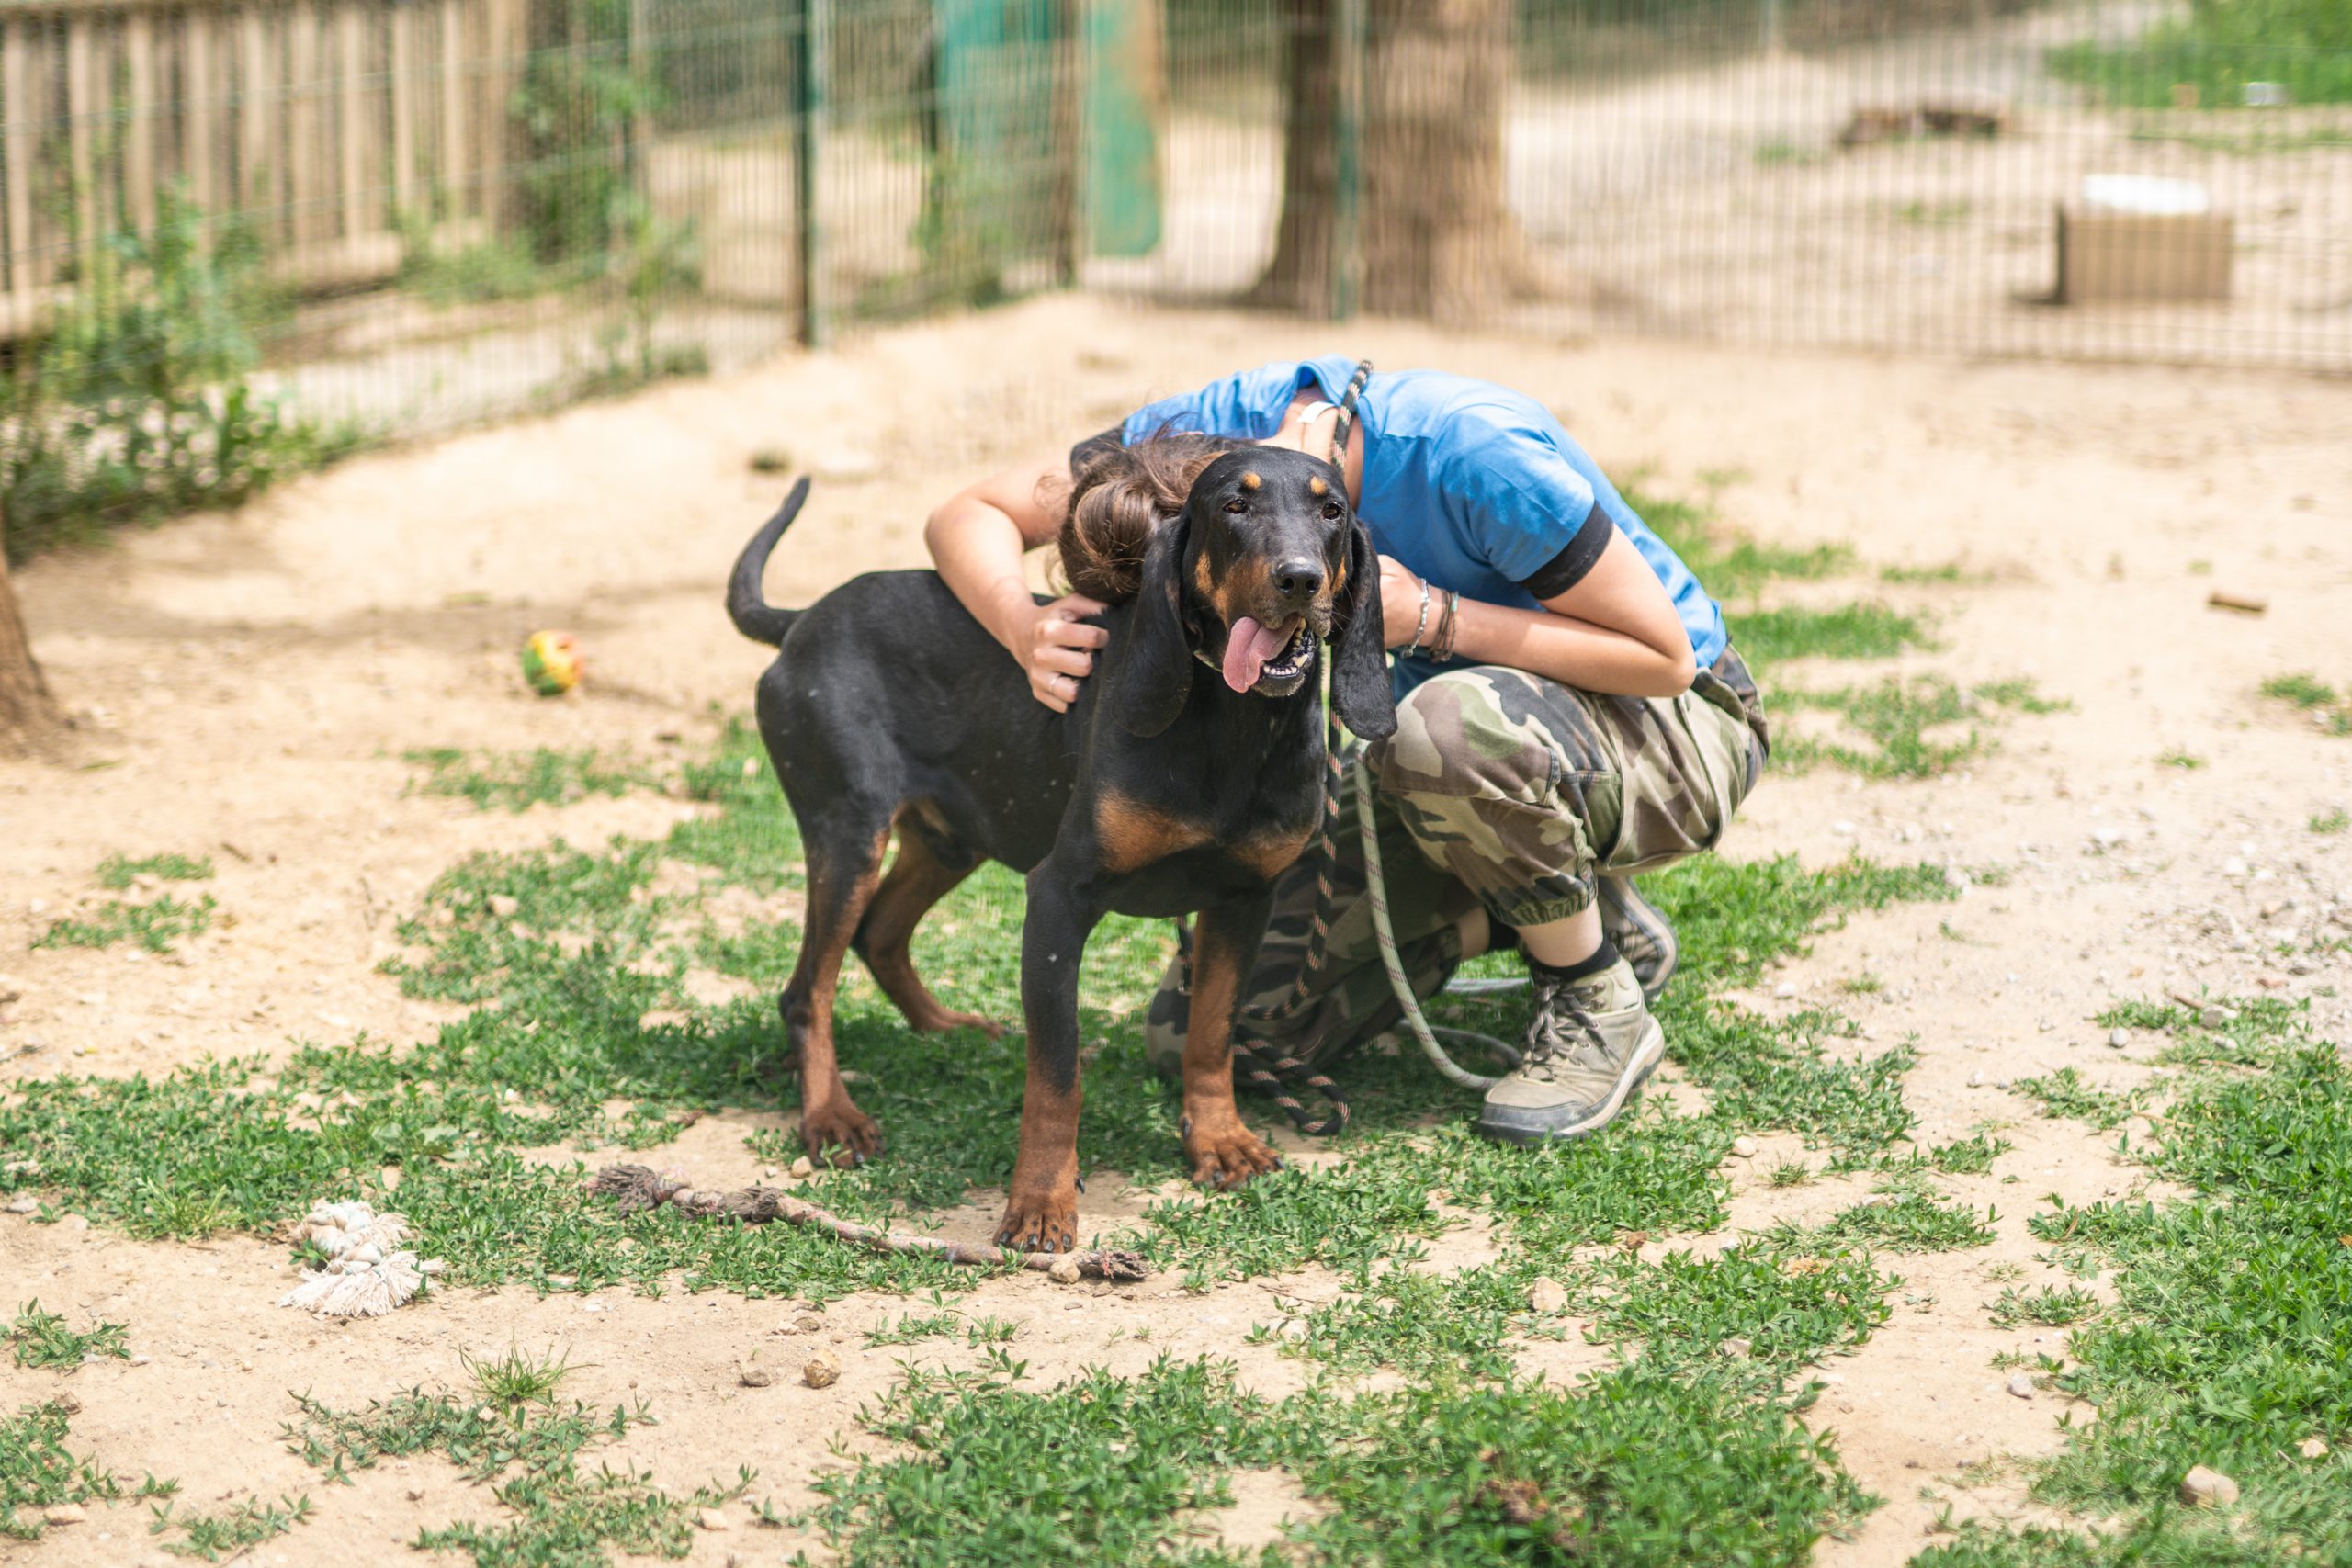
[1530,937,1619,986]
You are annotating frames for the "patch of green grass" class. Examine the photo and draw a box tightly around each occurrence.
[32,893,216,953]
[1624,481,1854,600]
[284,1369,754,1563]
[1838,972,1884,996]
[9,1302,130,1370]
[2261,672,2352,735]
[2311,807,2349,834]
[1276,1259,1555,1381]
[404,746,664,813]
[1733,602,1928,667]
[150,1494,312,1561]
[1987,1283,2102,1329]
[801,1357,1872,1567]
[96,852,214,889]
[1891,198,1972,227]
[1877,561,1986,585]
[1755,138,1826,166]
[1,1401,123,1541]
[1774,677,2062,780]
[1790,1191,1996,1253]
[2049,0,2352,111]
[1577,1242,1894,1371]
[1934,1002,2352,1564]
[2013,1067,2154,1132]
[464,1344,577,1412]
[2156,747,2206,769]
[1928,1133,2012,1176]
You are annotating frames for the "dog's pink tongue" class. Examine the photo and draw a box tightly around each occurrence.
[1220,616,1289,693]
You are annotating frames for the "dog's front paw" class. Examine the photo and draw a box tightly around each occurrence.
[993,1188,1080,1256]
[1182,1117,1285,1191]
[800,1099,882,1168]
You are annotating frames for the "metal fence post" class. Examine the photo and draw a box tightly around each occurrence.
[1329,0,1365,321]
[794,0,829,348]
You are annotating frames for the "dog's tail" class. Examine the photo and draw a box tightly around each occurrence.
[726,477,811,647]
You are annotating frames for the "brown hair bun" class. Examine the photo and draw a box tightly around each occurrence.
[1057,430,1229,603]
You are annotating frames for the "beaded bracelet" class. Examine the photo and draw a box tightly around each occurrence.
[1432,591,1463,661]
[1404,578,1432,655]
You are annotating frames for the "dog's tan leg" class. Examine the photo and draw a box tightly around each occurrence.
[1180,898,1286,1190]
[783,825,889,1164]
[858,815,1001,1037]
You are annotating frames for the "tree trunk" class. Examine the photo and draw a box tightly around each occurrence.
[1251,0,1538,321]
[0,547,62,754]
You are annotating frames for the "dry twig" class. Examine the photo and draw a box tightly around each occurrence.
[584,1165,1149,1281]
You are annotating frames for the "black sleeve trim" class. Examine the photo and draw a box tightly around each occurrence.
[1518,504,1612,600]
[1069,424,1125,477]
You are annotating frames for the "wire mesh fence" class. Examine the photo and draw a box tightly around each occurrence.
[2,0,2347,557]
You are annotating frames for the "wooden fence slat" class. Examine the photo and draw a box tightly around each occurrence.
[185,8,217,211]
[286,2,322,247]
[65,14,99,262]
[336,0,362,239]
[389,0,415,216]
[239,6,276,226]
[437,0,463,218]
[480,0,512,231]
[124,11,156,232]
[4,18,43,296]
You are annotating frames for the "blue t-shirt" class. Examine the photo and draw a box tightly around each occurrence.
[1123,356,1728,695]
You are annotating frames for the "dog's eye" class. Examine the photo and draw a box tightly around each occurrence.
[1223,499,1249,514]
[1320,501,1343,521]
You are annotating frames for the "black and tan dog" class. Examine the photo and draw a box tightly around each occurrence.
[724,446,1393,1251]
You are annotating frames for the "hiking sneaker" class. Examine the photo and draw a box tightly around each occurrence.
[1476,955,1665,1145]
[1598,874,1678,1005]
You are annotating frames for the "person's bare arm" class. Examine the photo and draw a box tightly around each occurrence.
[1378,531,1698,699]
[925,455,1108,713]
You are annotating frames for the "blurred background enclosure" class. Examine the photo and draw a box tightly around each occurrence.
[2,0,2347,555]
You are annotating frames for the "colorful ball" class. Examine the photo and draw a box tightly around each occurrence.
[520,631,583,696]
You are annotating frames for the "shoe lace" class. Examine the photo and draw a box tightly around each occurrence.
[1521,973,1609,1073]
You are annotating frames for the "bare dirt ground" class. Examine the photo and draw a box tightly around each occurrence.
[4,294,2349,1565]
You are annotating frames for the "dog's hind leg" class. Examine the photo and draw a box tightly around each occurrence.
[854,806,1003,1039]
[781,814,891,1166]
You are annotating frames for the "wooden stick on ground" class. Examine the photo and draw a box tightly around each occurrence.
[584,1165,1149,1282]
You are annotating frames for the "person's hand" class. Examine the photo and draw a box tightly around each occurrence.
[1377,556,1430,649]
[1014,593,1110,712]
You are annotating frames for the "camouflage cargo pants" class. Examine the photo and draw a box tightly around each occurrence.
[1145,649,1769,1076]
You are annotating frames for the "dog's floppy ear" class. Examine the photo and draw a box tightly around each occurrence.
[1116,513,1196,738]
[1329,518,1396,740]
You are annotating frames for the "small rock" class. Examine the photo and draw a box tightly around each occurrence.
[696,1506,731,1531]
[1967,1070,1984,1088]
[61,1214,88,1232]
[1528,1278,1568,1314]
[2178,1465,2239,1507]
[5,1195,38,1214]
[1277,1316,1310,1341]
[1722,1337,1753,1359]
[2108,1028,2131,1049]
[2092,827,2124,847]
[1731,1136,1759,1158]
[43,1504,86,1526]
[2007,1374,2036,1399]
[1773,982,1797,999]
[1047,1257,1083,1285]
[793,1313,825,1333]
[802,1350,842,1389]
[129,1355,151,1367]
[2298,1437,2329,1460]
[788,1156,815,1179]
[2199,1005,2235,1029]
[2222,857,2248,878]
[1831,819,1856,836]
[738,1364,775,1388]
[406,1485,426,1501]
[486,894,521,919]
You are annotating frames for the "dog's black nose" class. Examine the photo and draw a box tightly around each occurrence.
[1272,558,1324,603]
